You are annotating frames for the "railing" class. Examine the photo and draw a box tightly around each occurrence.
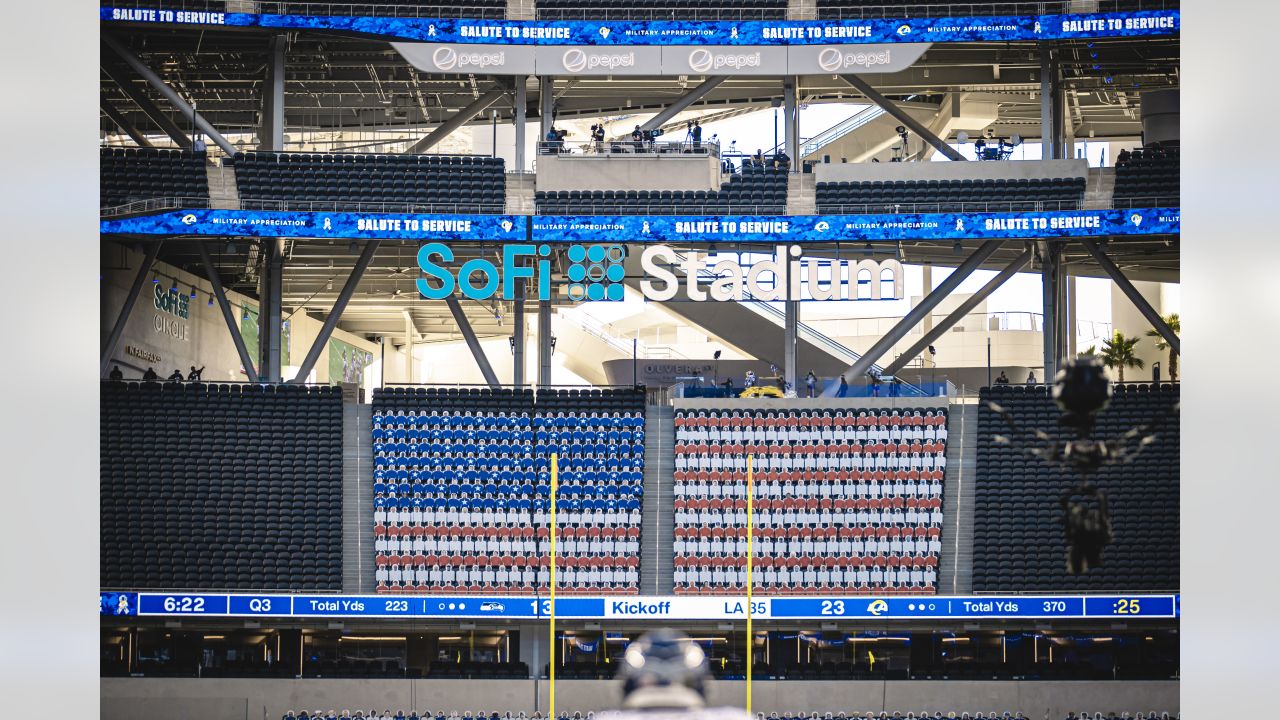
[538,140,719,159]
[536,6,788,20]
[105,0,508,18]
[532,202,785,215]
[238,198,506,214]
[815,0,1179,20]
[1110,195,1181,209]
[101,0,1179,21]
[800,106,888,159]
[815,199,1087,214]
[665,249,923,396]
[100,196,210,218]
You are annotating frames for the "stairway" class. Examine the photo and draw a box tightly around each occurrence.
[640,404,675,595]
[938,402,978,595]
[786,173,817,216]
[343,403,375,593]
[1083,167,1116,210]
[506,173,537,215]
[206,161,240,210]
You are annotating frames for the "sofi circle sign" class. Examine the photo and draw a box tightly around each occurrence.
[414,243,903,303]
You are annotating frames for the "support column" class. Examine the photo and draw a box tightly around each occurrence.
[101,241,162,376]
[404,311,415,384]
[445,295,501,388]
[841,240,1003,383]
[258,238,285,382]
[539,76,555,139]
[883,248,1033,376]
[292,240,381,384]
[921,264,934,336]
[197,241,258,382]
[1039,241,1066,381]
[260,34,286,151]
[101,62,191,149]
[102,35,237,156]
[1067,274,1078,359]
[1039,42,1064,160]
[537,300,552,388]
[100,98,153,147]
[841,73,965,161]
[638,76,730,133]
[513,76,528,173]
[783,299,798,393]
[1080,239,1181,354]
[407,86,508,154]
[513,280,527,387]
[783,77,799,168]
[783,248,798,392]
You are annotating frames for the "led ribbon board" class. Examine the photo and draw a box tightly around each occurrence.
[101,592,1179,620]
[102,8,1178,46]
[101,208,1180,241]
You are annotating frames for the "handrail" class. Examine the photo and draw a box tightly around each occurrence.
[538,140,719,159]
[99,0,1180,21]
[101,196,1179,219]
[665,250,923,395]
[800,106,887,159]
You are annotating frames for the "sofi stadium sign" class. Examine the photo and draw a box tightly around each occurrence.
[415,243,902,303]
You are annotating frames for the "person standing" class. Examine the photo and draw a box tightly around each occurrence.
[188,365,205,381]
[166,369,184,382]
[805,371,817,398]
[1026,370,1037,384]
[109,364,124,381]
[631,125,644,153]
[745,370,756,388]
[995,371,1010,384]
[837,376,848,398]
[691,120,703,151]
[142,367,158,381]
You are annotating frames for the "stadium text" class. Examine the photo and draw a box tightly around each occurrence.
[640,245,904,302]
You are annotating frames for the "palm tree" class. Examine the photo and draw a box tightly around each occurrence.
[1145,313,1181,382]
[1078,345,1097,357]
[1100,331,1144,382]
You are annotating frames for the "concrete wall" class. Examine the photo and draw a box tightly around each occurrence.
[1109,280,1173,382]
[102,678,1179,720]
[815,159,1088,184]
[536,153,722,192]
[101,242,378,387]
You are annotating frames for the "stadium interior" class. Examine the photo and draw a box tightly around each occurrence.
[98,2,1180,718]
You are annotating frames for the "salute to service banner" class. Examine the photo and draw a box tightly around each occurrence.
[101,207,1180,242]
[101,592,1179,620]
[103,7,1179,46]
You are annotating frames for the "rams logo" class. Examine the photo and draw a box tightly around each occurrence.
[867,599,889,616]
[181,213,197,225]
[896,24,912,35]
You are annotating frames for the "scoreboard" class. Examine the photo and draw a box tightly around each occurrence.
[102,592,1178,621]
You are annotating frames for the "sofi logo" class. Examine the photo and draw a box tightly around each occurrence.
[817,47,893,72]
[562,48,635,73]
[688,49,761,73]
[416,243,625,302]
[432,46,506,71]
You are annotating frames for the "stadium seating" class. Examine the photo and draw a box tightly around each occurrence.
[264,0,507,18]
[536,166,787,215]
[231,152,506,213]
[1113,147,1179,206]
[100,146,210,209]
[671,405,948,594]
[972,383,1179,592]
[815,176,1085,214]
[371,387,645,594]
[100,381,344,590]
[536,0,786,20]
